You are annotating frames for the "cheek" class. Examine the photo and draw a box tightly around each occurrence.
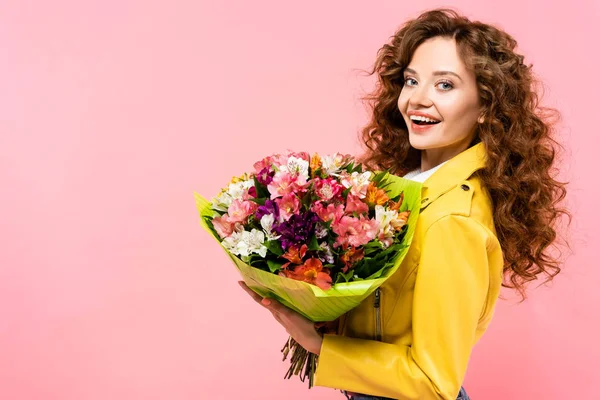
[397,91,409,113]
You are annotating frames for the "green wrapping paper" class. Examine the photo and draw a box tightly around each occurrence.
[195,173,422,322]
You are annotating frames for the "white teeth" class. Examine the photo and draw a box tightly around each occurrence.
[410,115,440,123]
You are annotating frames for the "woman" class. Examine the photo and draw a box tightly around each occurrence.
[240,8,568,400]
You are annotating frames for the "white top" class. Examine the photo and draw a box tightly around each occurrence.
[403,161,448,183]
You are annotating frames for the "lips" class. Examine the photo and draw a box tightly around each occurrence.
[409,119,441,133]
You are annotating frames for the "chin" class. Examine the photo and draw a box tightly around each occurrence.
[408,133,437,150]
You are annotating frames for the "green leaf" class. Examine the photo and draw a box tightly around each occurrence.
[264,240,284,256]
[334,269,355,284]
[267,260,284,273]
[248,197,266,206]
[308,235,320,251]
[253,176,270,199]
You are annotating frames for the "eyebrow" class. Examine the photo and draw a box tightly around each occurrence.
[403,67,463,82]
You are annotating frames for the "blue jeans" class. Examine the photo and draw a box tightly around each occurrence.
[343,386,470,399]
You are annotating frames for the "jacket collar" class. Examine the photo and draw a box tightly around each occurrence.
[420,142,487,209]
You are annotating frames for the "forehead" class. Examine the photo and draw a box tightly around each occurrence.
[406,37,468,74]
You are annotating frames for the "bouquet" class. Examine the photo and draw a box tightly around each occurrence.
[195,151,422,387]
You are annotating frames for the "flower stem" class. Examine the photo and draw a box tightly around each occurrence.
[281,336,319,388]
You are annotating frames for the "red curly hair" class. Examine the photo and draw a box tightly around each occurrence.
[358,8,570,298]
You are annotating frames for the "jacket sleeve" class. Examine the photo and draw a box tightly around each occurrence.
[314,215,492,400]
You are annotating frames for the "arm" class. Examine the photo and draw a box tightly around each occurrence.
[314,215,493,399]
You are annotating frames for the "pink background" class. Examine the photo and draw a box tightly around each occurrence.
[1,1,597,399]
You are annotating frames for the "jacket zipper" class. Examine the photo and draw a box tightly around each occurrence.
[374,287,382,341]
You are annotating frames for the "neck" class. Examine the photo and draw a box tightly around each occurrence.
[420,142,471,172]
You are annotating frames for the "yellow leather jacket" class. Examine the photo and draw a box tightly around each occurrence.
[314,143,504,399]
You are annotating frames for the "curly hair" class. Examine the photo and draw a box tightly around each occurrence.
[358,8,570,299]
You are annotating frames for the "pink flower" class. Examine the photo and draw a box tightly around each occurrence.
[339,171,372,199]
[212,214,240,238]
[346,194,369,215]
[312,202,345,224]
[227,199,258,224]
[267,171,307,199]
[332,215,379,248]
[275,194,301,222]
[313,177,344,201]
[253,156,274,173]
[284,150,310,163]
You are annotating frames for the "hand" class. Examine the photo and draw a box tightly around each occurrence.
[238,281,324,355]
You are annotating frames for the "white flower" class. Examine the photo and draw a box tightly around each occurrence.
[222,228,267,258]
[321,153,346,176]
[341,171,372,198]
[227,179,254,200]
[245,229,268,257]
[375,205,397,247]
[211,191,233,212]
[260,214,281,241]
[280,156,309,180]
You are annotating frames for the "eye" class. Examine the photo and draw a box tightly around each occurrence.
[437,80,454,91]
[403,77,417,86]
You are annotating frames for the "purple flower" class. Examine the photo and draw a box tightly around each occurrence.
[256,167,275,186]
[273,211,319,250]
[255,199,280,222]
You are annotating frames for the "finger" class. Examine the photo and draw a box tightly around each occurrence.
[238,281,265,305]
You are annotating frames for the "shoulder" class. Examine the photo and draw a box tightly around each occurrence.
[419,174,496,238]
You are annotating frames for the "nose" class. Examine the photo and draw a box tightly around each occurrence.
[408,84,433,108]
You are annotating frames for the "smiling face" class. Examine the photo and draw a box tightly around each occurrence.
[397,36,483,169]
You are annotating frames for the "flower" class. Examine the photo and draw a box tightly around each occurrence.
[228,178,255,201]
[340,246,365,273]
[212,214,236,238]
[388,193,404,211]
[280,258,332,290]
[312,202,345,224]
[392,211,410,231]
[345,194,369,215]
[281,244,308,269]
[375,205,409,247]
[222,228,267,257]
[275,193,301,222]
[279,156,310,181]
[310,153,322,178]
[332,215,379,248]
[317,241,335,264]
[256,167,275,186]
[313,177,344,201]
[253,156,274,173]
[227,199,258,224]
[321,153,352,176]
[255,199,280,222]
[267,171,307,199]
[340,171,372,199]
[314,222,328,239]
[272,211,319,250]
[365,182,390,207]
[260,213,281,241]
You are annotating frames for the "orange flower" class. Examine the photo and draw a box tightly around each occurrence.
[391,211,410,231]
[310,153,322,178]
[388,193,404,211]
[340,246,365,273]
[365,182,389,207]
[281,244,308,269]
[281,258,332,290]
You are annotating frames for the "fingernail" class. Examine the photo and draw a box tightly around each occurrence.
[261,298,271,306]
